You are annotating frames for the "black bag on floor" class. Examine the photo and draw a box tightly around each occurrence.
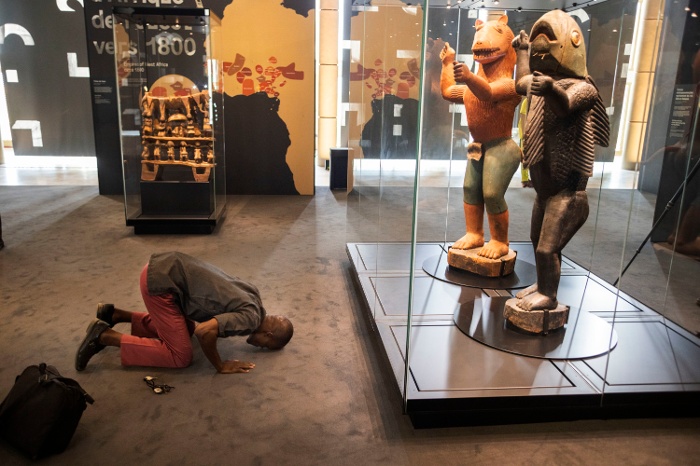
[0,363,94,459]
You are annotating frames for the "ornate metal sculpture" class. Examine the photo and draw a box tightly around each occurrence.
[139,90,214,182]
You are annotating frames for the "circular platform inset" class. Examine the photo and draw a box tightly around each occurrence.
[453,295,618,360]
[423,246,537,290]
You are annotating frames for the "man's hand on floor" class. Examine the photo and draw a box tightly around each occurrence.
[218,360,255,374]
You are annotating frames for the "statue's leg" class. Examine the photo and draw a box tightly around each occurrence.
[483,210,509,259]
[521,190,589,310]
[453,157,485,250]
[516,194,545,299]
[530,193,545,254]
[480,138,521,259]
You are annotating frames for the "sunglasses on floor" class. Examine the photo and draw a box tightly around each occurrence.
[143,376,174,394]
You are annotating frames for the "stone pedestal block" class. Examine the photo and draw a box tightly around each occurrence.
[503,298,570,334]
[447,247,516,277]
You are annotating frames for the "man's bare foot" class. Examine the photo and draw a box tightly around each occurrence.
[478,240,510,259]
[452,233,484,250]
[440,43,456,64]
[516,283,538,299]
[519,291,557,311]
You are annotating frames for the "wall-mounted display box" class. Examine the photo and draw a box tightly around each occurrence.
[343,0,700,427]
[112,7,225,234]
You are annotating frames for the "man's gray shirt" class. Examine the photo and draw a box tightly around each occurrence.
[147,251,265,337]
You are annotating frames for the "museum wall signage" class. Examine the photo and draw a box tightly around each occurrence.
[84,0,315,195]
[219,0,314,195]
[0,1,95,158]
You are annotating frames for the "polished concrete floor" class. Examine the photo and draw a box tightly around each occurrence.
[351,158,638,190]
[0,158,635,189]
[1,159,698,465]
[1,185,698,466]
[0,165,330,187]
[0,166,98,186]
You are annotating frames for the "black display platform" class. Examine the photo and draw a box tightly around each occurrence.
[126,201,225,234]
[454,294,618,360]
[141,181,215,216]
[422,242,537,289]
[122,177,225,234]
[347,241,700,427]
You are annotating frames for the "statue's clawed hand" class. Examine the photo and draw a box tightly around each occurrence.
[440,42,456,64]
[531,71,555,96]
[453,62,473,82]
[512,30,530,51]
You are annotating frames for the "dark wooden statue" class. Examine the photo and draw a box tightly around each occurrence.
[504,10,610,333]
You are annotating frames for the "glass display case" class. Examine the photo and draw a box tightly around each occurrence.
[344,0,700,427]
[112,7,225,234]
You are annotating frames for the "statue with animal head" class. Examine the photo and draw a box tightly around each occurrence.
[440,15,523,275]
[504,10,610,333]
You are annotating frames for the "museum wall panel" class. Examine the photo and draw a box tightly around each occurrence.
[0,1,95,159]
[83,0,315,195]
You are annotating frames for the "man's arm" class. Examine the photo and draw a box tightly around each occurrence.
[194,318,255,374]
